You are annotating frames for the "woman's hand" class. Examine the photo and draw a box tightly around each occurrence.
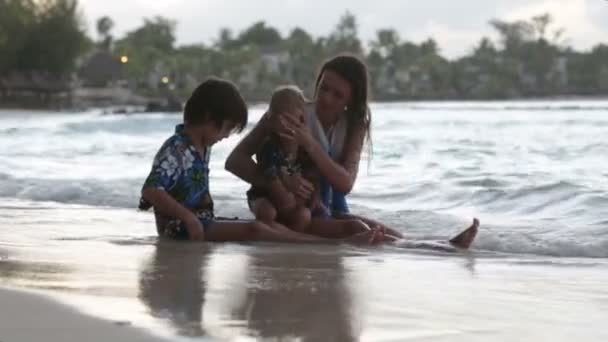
[273,109,313,148]
[282,173,314,202]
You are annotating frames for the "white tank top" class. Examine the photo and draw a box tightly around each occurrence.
[305,103,347,158]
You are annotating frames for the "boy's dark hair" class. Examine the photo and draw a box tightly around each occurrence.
[183,77,248,132]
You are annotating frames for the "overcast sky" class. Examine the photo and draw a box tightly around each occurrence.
[79,0,608,58]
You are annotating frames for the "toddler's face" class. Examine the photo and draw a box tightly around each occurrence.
[276,102,305,124]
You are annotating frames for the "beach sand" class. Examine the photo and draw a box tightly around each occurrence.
[0,287,168,342]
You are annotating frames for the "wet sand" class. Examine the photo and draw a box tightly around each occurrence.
[1,202,608,341]
[0,287,168,342]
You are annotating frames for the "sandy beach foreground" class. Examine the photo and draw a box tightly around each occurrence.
[0,287,168,342]
[1,202,608,341]
[2,237,607,341]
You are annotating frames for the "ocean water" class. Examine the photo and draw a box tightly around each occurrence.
[1,100,607,341]
[1,100,607,257]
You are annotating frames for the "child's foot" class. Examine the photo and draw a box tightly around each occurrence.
[448,218,479,249]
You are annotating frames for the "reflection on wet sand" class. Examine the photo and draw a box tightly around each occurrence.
[138,242,360,341]
[233,248,359,341]
[138,241,212,337]
[0,247,71,289]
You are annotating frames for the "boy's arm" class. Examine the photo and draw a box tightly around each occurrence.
[142,187,204,240]
[141,140,205,240]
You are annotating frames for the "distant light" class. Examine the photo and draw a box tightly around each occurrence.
[120,56,129,64]
[161,76,170,84]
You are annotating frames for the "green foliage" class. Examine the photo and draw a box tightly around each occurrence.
[2,5,606,101]
[0,0,88,74]
[113,16,177,85]
[324,11,363,57]
[96,16,114,50]
[236,21,282,47]
[116,16,176,53]
[0,0,35,72]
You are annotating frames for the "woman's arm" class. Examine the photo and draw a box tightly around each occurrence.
[289,116,365,194]
[301,127,364,194]
[225,114,272,188]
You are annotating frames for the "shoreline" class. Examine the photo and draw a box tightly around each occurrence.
[1,95,607,112]
[0,287,168,342]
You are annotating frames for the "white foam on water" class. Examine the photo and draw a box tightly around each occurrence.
[1,100,607,258]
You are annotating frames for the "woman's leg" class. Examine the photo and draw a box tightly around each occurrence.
[307,218,371,239]
[336,214,480,247]
[448,218,479,249]
[205,219,376,244]
[205,220,326,243]
[335,213,404,239]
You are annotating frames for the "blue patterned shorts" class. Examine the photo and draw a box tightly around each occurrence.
[160,210,215,240]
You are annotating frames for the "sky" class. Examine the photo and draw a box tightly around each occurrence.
[79,0,608,58]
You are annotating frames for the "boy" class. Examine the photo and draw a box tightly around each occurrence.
[139,78,375,244]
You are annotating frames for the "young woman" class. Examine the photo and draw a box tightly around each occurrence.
[226,55,478,248]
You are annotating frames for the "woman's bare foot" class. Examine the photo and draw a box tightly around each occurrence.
[448,218,479,249]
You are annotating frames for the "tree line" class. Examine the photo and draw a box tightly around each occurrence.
[1,0,607,103]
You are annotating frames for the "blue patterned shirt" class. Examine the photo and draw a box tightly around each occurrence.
[140,124,214,234]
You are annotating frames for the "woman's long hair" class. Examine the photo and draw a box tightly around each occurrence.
[314,54,373,161]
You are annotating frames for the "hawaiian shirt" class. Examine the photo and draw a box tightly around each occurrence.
[139,124,214,237]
